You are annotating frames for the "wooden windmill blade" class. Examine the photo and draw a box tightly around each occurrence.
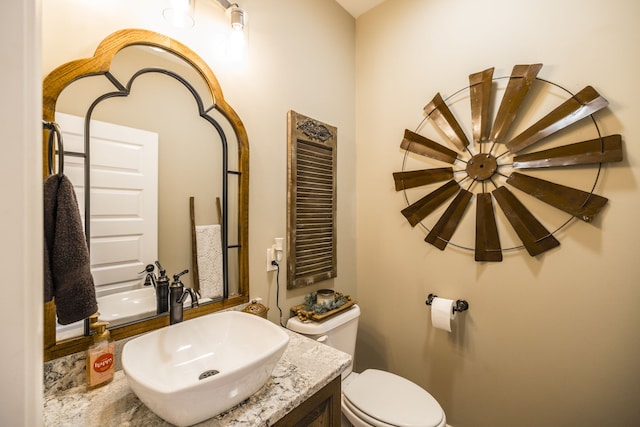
[393,168,454,191]
[401,180,460,227]
[512,134,623,168]
[475,193,502,262]
[469,67,494,145]
[400,129,459,164]
[424,93,470,152]
[492,186,560,257]
[506,85,609,154]
[489,63,543,144]
[506,172,609,223]
[425,189,473,250]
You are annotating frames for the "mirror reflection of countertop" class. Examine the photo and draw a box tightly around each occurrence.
[44,328,351,426]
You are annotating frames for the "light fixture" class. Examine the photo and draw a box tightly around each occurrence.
[162,0,248,61]
[224,4,247,62]
[227,4,246,29]
[163,0,195,28]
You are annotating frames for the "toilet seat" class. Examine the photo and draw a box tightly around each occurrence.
[343,394,397,427]
[342,369,445,427]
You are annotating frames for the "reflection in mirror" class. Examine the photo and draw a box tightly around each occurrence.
[43,29,249,360]
[55,47,229,334]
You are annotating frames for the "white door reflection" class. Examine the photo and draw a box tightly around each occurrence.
[55,113,159,338]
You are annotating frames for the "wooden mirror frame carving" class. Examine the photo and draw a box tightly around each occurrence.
[42,28,249,361]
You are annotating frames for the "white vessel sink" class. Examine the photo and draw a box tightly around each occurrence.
[122,310,289,426]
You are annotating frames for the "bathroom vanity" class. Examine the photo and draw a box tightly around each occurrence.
[44,328,350,426]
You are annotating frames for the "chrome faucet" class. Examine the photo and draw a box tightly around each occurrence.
[169,269,199,324]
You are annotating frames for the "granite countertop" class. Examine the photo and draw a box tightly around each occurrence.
[44,328,351,426]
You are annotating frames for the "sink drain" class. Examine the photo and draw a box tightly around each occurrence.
[199,370,220,380]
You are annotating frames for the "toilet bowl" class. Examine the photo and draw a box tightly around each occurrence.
[286,304,446,427]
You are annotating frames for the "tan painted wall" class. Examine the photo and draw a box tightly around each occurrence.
[355,1,640,426]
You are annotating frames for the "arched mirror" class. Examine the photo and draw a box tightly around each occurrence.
[42,29,249,360]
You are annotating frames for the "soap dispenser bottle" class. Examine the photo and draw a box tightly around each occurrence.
[169,269,189,325]
[86,313,115,389]
[155,261,170,314]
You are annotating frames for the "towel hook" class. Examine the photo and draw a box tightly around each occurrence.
[425,293,469,313]
[43,120,64,177]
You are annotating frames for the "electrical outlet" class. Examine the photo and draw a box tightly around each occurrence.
[266,247,277,271]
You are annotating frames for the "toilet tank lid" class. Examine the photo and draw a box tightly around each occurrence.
[286,304,360,335]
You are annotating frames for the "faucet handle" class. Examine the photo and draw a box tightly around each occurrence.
[155,261,166,276]
[172,269,189,282]
[139,264,155,275]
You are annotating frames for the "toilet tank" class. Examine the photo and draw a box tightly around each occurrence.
[286,304,360,377]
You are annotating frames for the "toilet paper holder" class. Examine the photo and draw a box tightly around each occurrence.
[425,293,469,313]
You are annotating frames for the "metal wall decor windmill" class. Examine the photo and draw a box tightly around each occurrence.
[393,64,623,262]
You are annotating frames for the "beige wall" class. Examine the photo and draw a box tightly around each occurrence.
[355,1,640,426]
[0,0,42,424]
[41,0,357,324]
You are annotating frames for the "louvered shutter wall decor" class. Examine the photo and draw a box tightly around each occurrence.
[287,111,337,289]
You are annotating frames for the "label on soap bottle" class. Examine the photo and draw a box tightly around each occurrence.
[87,341,115,388]
[94,353,114,373]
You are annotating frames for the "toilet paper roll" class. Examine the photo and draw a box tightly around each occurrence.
[431,297,456,332]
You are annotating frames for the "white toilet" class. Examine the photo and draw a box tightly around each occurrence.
[286,304,446,427]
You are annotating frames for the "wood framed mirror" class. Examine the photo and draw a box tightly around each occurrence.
[42,29,249,361]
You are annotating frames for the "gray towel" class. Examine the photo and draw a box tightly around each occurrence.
[43,174,98,325]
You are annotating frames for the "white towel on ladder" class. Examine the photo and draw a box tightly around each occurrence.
[195,224,223,299]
